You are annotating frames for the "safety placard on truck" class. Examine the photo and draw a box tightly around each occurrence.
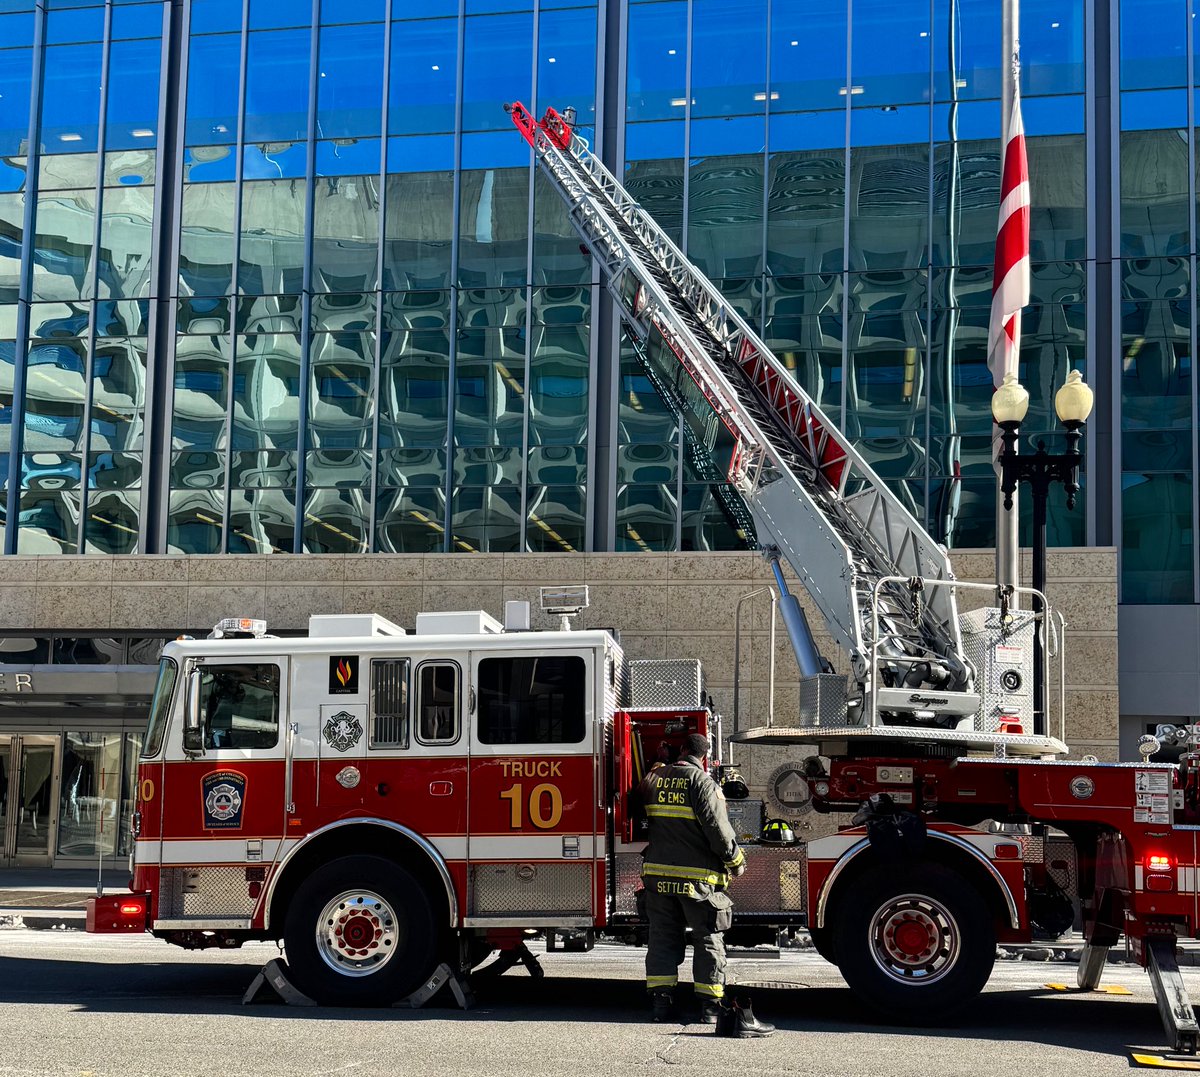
[1135,769,1172,823]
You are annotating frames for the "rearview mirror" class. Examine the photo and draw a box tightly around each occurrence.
[183,667,204,755]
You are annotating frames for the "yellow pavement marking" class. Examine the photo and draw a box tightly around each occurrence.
[1131,1053,1200,1070]
[1044,983,1069,990]
[1099,984,1133,995]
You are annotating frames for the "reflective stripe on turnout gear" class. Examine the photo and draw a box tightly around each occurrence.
[646,975,678,990]
[641,861,728,887]
[693,982,725,998]
[726,846,746,869]
[645,804,697,820]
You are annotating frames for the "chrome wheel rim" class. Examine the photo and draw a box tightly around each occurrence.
[316,889,399,978]
[868,893,960,985]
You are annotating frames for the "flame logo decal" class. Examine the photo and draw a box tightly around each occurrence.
[335,658,352,687]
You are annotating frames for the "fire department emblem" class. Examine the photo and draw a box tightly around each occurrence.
[323,711,363,753]
[201,770,246,830]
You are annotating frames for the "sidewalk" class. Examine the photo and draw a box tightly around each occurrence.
[0,868,129,929]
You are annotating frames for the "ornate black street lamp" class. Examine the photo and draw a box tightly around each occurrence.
[991,369,1095,736]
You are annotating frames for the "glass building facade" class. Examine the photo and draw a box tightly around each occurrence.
[0,0,1187,604]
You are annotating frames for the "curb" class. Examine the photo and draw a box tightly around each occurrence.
[0,910,86,931]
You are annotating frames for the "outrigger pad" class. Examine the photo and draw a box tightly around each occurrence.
[396,962,475,1011]
[242,958,317,1007]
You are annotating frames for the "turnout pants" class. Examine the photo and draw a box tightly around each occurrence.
[643,881,733,999]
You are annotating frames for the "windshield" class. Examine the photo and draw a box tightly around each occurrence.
[142,657,178,758]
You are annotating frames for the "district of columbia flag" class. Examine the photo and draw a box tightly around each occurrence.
[987,81,1030,388]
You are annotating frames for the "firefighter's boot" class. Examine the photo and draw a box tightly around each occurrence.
[696,998,722,1025]
[715,997,775,1038]
[651,990,676,1023]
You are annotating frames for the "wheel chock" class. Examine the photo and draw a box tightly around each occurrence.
[396,962,475,1011]
[242,959,317,1007]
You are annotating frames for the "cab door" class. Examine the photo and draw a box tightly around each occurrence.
[156,655,288,926]
[465,646,599,926]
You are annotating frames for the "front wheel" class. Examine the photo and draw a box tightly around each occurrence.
[832,862,995,1023]
[283,854,439,1006]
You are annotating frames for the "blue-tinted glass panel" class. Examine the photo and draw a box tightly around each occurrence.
[249,0,309,30]
[1122,472,1193,603]
[190,0,241,34]
[384,168,455,290]
[41,42,103,151]
[688,148,764,280]
[317,21,384,138]
[848,139,929,272]
[626,1,686,122]
[185,33,239,144]
[388,17,457,136]
[769,0,846,112]
[0,50,32,157]
[392,0,457,16]
[691,0,765,117]
[933,0,998,102]
[0,11,35,47]
[1021,0,1085,95]
[387,134,454,173]
[244,29,312,144]
[616,484,677,551]
[462,12,533,132]
[313,166,380,292]
[314,137,380,177]
[243,140,306,179]
[1124,0,1187,89]
[46,6,104,43]
[537,6,597,126]
[320,0,385,23]
[851,0,930,107]
[526,485,584,552]
[112,4,162,39]
[1120,114,1189,258]
[767,112,846,275]
[106,38,162,149]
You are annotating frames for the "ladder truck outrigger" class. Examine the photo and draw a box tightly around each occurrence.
[87,102,1200,1054]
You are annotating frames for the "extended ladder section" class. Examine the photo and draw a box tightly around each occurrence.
[510,103,979,728]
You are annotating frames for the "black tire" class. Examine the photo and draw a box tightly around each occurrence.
[808,925,839,966]
[832,862,995,1023]
[283,854,439,1006]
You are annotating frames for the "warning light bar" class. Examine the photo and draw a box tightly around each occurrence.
[1146,854,1175,872]
[210,617,268,639]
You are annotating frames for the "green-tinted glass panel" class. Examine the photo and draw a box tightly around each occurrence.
[1122,472,1193,603]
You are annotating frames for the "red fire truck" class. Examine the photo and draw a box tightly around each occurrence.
[87,102,1200,1053]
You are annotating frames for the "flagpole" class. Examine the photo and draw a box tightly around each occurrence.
[995,0,1021,604]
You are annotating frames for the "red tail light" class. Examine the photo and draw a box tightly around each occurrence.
[1144,853,1177,892]
[119,901,144,916]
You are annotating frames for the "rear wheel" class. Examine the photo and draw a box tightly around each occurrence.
[283,854,438,1006]
[833,863,995,1023]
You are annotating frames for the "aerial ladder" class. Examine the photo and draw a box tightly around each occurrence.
[509,103,1059,752]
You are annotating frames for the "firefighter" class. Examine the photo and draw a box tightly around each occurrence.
[636,732,774,1035]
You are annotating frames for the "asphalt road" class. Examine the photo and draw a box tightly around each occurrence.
[0,929,1192,1077]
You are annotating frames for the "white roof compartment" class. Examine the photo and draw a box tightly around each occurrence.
[309,613,408,639]
[414,610,503,636]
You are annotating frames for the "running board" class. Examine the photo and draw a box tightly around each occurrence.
[1146,937,1200,1055]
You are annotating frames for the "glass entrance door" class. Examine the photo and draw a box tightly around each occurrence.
[1,736,60,867]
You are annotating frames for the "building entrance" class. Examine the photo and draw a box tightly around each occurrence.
[0,736,60,867]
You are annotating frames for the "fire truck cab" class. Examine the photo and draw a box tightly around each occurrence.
[119,607,623,1005]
